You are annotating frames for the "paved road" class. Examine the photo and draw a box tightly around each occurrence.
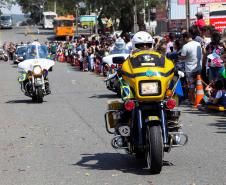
[0,26,93,45]
[0,27,226,185]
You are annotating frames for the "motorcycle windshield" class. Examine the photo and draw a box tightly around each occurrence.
[110,48,130,55]
[130,53,165,68]
[16,46,27,55]
[18,59,55,73]
[103,53,130,66]
[25,45,48,60]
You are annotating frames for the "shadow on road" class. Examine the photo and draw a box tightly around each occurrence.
[182,105,226,134]
[11,65,17,68]
[208,117,226,134]
[89,94,118,99]
[66,65,80,72]
[47,36,56,41]
[5,99,46,104]
[182,105,226,117]
[73,153,173,175]
[17,31,54,36]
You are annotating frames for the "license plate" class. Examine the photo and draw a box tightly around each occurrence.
[108,101,123,110]
[35,78,43,86]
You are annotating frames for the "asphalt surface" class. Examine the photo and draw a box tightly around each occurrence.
[0,26,226,185]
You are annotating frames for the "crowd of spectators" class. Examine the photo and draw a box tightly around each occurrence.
[1,22,225,109]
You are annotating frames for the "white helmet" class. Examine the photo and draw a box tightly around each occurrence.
[132,31,153,50]
[114,38,126,50]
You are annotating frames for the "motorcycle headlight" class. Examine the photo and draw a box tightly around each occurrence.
[33,66,42,75]
[139,81,161,96]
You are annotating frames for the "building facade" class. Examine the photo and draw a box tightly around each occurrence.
[155,0,226,33]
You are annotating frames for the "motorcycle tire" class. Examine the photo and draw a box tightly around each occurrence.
[103,64,109,77]
[32,96,37,102]
[146,124,163,174]
[4,56,8,62]
[135,150,145,159]
[36,87,44,103]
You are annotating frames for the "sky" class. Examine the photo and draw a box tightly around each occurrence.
[1,4,23,14]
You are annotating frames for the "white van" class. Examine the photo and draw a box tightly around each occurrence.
[0,15,13,29]
[42,11,57,29]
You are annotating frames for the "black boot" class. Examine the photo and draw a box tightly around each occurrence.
[45,81,51,94]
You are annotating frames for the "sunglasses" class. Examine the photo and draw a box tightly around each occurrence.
[135,43,153,49]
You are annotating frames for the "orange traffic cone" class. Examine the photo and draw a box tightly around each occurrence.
[194,75,204,108]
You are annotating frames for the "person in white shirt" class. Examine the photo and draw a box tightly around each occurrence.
[166,32,176,54]
[179,31,202,104]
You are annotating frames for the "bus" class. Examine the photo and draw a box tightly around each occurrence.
[53,15,75,38]
[79,15,97,29]
[0,15,13,29]
[42,11,57,29]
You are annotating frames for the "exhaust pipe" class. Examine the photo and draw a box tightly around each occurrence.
[170,132,188,147]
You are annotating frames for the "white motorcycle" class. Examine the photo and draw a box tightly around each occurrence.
[102,38,130,76]
[18,42,55,103]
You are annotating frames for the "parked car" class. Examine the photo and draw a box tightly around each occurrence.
[13,45,27,64]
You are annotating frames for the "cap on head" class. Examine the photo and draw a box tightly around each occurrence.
[195,12,203,19]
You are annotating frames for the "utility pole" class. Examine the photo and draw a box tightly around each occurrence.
[54,1,56,13]
[75,4,79,36]
[185,0,190,31]
[167,0,171,32]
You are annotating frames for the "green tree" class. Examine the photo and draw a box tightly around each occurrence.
[84,0,161,33]
[15,0,162,30]
[16,0,47,23]
[15,0,81,22]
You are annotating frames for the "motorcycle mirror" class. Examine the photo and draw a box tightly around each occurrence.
[112,56,125,65]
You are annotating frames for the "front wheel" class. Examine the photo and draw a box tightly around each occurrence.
[146,124,163,174]
[32,96,37,102]
[37,87,43,103]
[4,56,8,62]
[103,64,109,77]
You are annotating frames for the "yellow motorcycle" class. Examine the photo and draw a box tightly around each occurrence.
[105,50,188,174]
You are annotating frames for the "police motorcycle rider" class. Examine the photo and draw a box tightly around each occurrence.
[18,41,55,103]
[131,31,154,51]
[104,31,187,174]
[104,38,130,94]
[109,37,130,54]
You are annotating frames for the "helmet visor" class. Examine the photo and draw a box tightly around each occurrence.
[135,43,152,49]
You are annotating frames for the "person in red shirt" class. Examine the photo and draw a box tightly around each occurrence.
[195,12,206,29]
